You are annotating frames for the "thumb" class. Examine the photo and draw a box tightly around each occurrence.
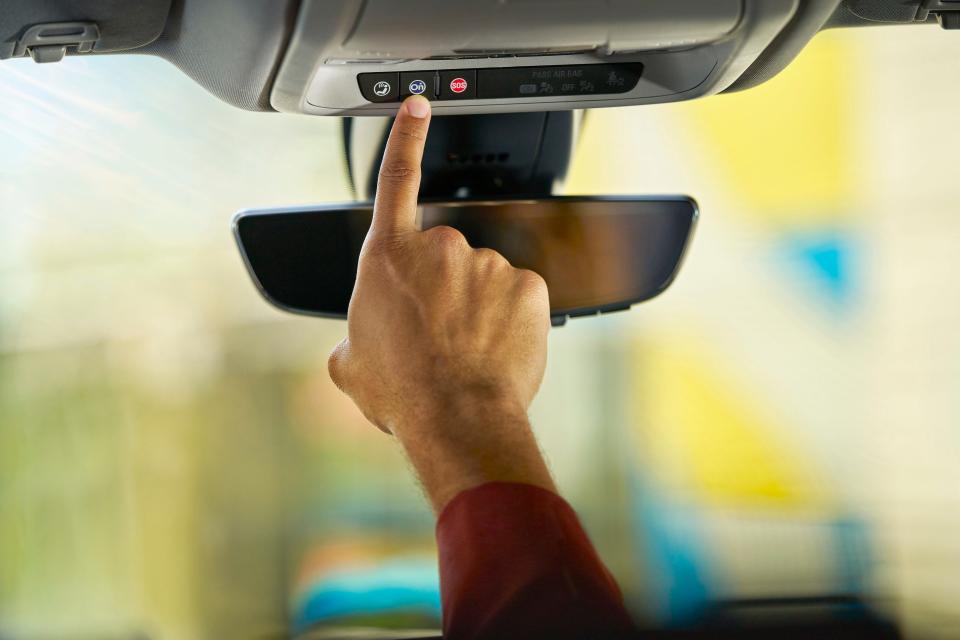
[327,338,394,435]
[327,338,354,393]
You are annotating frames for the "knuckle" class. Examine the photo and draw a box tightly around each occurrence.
[393,124,427,143]
[475,247,504,263]
[425,225,468,252]
[378,161,420,183]
[361,234,404,261]
[516,268,548,296]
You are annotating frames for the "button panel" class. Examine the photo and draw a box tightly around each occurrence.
[358,63,642,104]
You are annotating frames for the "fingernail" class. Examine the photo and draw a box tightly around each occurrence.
[404,96,430,119]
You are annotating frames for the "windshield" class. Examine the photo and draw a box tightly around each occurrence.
[2,27,959,638]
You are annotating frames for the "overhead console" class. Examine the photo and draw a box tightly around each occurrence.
[271,0,805,116]
[7,1,952,113]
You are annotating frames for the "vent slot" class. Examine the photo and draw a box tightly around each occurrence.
[447,152,511,165]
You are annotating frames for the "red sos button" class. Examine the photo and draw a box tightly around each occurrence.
[440,71,474,98]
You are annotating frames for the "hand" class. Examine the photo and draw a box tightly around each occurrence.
[327,96,556,511]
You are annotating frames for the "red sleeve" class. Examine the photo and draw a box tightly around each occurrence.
[436,482,637,640]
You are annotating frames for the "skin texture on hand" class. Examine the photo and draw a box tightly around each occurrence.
[327,95,557,512]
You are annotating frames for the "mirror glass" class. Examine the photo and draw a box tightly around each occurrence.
[234,196,697,321]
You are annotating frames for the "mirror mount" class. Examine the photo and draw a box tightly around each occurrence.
[342,111,576,200]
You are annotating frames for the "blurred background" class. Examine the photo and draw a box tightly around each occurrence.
[2,25,959,640]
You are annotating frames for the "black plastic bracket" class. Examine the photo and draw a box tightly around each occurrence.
[345,111,576,201]
[924,0,960,29]
[343,110,580,326]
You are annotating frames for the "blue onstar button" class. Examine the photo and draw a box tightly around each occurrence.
[408,79,427,95]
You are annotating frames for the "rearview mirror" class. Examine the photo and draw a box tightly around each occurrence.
[233,196,697,325]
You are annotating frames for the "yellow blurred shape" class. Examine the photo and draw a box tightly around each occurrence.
[634,340,829,511]
[676,32,857,223]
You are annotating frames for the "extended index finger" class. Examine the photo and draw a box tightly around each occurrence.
[370,96,432,238]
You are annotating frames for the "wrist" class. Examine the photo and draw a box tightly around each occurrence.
[394,387,528,438]
[392,393,556,513]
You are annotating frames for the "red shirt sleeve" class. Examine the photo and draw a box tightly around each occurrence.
[436,482,637,640]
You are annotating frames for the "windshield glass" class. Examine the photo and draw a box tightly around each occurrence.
[2,27,959,639]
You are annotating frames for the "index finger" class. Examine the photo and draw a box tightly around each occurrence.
[370,96,432,238]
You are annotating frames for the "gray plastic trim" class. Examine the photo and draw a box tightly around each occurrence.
[273,0,800,116]
[725,0,841,93]
[0,0,171,60]
[304,50,718,116]
[137,0,300,112]
[844,0,925,22]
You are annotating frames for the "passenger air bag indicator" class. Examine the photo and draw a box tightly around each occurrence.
[477,63,643,99]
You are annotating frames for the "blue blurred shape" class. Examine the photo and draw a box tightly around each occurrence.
[629,474,712,626]
[830,517,873,594]
[293,557,441,632]
[782,229,859,307]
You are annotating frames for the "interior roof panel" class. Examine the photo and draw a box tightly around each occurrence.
[0,0,948,113]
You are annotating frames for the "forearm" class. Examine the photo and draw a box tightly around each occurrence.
[394,398,556,513]
[330,97,632,638]
[436,482,636,639]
